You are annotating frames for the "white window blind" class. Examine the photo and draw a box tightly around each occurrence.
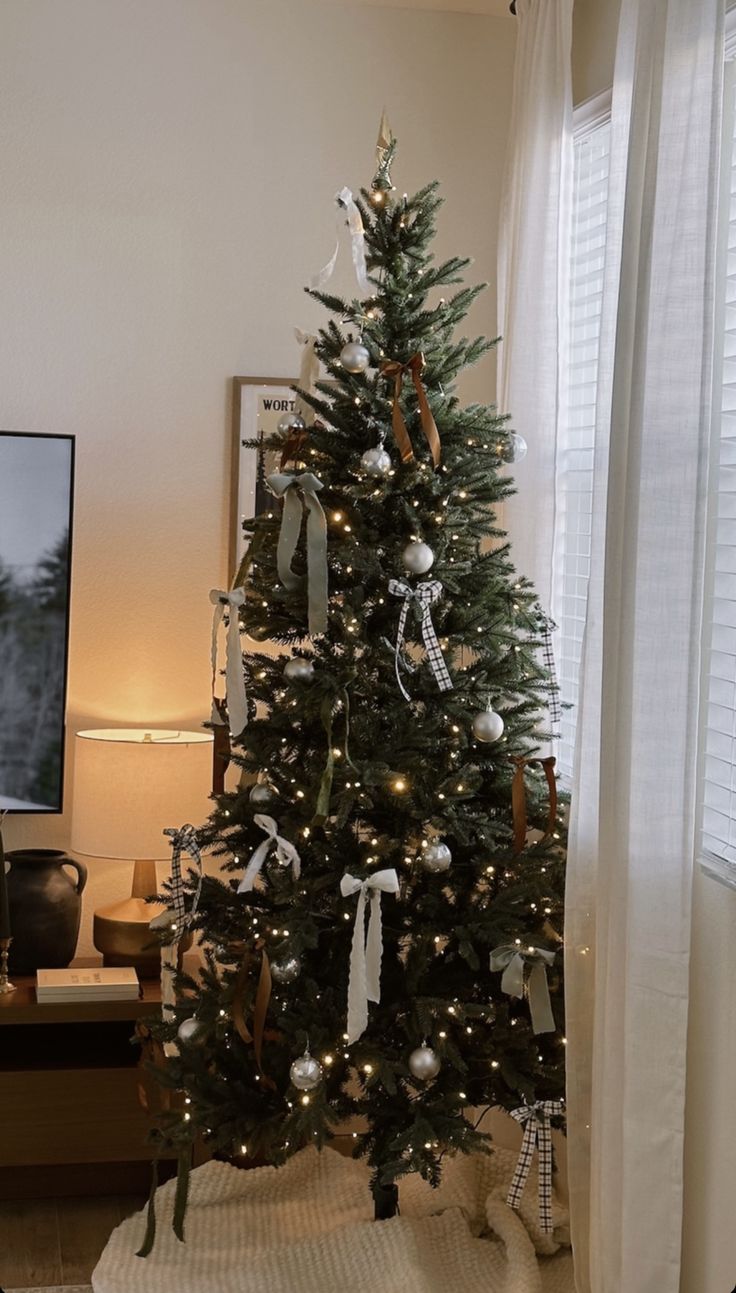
[554,115,611,781]
[701,57,736,874]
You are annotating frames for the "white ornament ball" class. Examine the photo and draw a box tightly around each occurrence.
[408,1045,441,1081]
[271,955,301,984]
[340,340,371,373]
[422,841,452,873]
[402,541,435,575]
[472,709,505,743]
[290,1051,322,1091]
[249,783,273,805]
[502,432,528,464]
[284,658,315,683]
[277,411,306,435]
[177,1016,204,1045]
[361,447,392,478]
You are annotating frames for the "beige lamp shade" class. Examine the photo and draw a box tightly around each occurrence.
[71,728,213,860]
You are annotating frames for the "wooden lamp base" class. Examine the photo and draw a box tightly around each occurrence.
[93,860,191,980]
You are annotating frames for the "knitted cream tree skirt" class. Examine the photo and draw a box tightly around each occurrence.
[93,1145,574,1293]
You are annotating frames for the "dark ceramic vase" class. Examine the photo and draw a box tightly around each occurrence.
[5,849,87,975]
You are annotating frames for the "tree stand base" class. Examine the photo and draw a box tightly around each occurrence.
[373,1180,399,1220]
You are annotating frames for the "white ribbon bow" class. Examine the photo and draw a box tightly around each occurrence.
[311,187,370,296]
[209,587,248,739]
[293,328,319,428]
[340,869,399,1043]
[238,815,301,894]
[507,1100,565,1234]
[388,579,454,701]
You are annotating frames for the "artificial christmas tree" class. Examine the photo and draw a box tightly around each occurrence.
[143,123,567,1251]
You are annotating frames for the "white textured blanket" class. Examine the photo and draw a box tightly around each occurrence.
[93,1145,574,1293]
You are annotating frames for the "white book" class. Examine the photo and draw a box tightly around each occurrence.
[36,967,141,1001]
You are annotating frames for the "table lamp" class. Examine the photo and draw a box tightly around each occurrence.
[71,729,213,977]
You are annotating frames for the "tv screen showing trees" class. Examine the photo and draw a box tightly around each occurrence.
[0,433,74,812]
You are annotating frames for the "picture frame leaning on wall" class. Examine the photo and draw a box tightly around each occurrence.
[230,377,298,578]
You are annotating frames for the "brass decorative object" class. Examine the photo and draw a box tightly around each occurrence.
[0,937,16,994]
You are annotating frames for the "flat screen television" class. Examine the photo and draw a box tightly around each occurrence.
[0,432,74,812]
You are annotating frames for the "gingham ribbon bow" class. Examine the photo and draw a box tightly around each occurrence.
[539,610,562,732]
[238,815,301,894]
[507,1100,564,1233]
[490,943,557,1034]
[209,587,248,738]
[340,869,399,1043]
[149,824,203,938]
[388,579,453,701]
[310,186,369,296]
[266,471,328,638]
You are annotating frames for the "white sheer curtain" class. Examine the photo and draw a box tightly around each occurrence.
[496,0,573,614]
[565,3,723,1292]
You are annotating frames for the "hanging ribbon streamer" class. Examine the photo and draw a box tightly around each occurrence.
[510,755,557,855]
[232,940,275,1088]
[314,686,355,825]
[311,187,370,296]
[209,588,248,739]
[340,870,399,1043]
[266,471,328,637]
[293,328,320,428]
[379,353,441,468]
[539,612,562,733]
[210,697,231,797]
[149,824,204,1056]
[489,942,557,1034]
[507,1100,565,1234]
[237,815,301,894]
[388,579,453,701]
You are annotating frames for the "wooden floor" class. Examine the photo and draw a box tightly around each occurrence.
[0,1194,145,1288]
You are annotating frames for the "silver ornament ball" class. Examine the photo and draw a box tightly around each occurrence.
[408,1045,441,1081]
[340,340,371,373]
[290,1051,322,1091]
[361,447,392,478]
[284,658,315,684]
[402,541,435,575]
[277,411,306,436]
[271,955,301,984]
[472,709,505,743]
[501,432,528,464]
[422,841,452,873]
[249,783,274,805]
[177,1016,204,1045]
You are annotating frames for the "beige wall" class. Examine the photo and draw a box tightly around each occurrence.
[0,0,515,954]
[572,0,620,105]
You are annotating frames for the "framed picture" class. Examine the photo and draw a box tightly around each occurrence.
[0,432,75,812]
[231,377,297,574]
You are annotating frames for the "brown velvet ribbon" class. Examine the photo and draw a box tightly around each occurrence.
[232,940,275,1088]
[380,352,441,468]
[510,755,557,856]
[211,697,231,796]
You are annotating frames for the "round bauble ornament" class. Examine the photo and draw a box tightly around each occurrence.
[290,1050,322,1091]
[422,841,452,873]
[360,447,392,478]
[340,340,371,374]
[408,1045,441,1081]
[177,1016,204,1045]
[271,955,301,984]
[501,432,528,464]
[249,782,274,806]
[277,411,306,436]
[284,658,315,684]
[472,709,505,743]
[402,541,435,575]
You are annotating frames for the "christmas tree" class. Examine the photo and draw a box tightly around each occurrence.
[145,122,566,1241]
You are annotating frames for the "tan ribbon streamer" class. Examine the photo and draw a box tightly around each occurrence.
[510,755,557,856]
[380,353,441,468]
[489,942,557,1034]
[232,941,275,1088]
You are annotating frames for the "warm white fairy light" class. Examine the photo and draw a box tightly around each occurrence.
[301,1095,310,1106]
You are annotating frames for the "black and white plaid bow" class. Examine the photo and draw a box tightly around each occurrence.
[388,579,453,701]
[539,612,562,733]
[150,824,203,939]
[507,1099,565,1233]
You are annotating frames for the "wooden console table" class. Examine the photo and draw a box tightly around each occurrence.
[0,960,179,1199]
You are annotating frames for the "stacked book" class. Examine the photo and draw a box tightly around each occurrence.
[36,966,140,1002]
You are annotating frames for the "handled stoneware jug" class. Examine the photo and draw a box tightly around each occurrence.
[5,849,87,975]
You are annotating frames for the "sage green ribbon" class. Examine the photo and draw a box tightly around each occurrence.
[490,943,556,1034]
[266,471,328,638]
[313,686,355,824]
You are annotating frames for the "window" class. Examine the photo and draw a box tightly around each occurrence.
[554,104,611,781]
